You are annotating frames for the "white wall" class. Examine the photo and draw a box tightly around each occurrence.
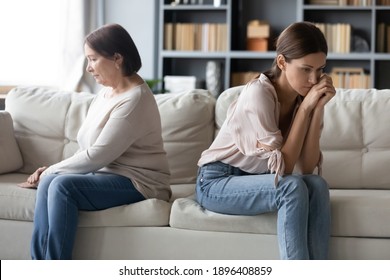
[103,0,158,80]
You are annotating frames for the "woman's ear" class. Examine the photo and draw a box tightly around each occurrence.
[114,53,123,68]
[276,54,286,71]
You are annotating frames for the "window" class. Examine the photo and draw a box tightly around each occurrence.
[0,0,62,87]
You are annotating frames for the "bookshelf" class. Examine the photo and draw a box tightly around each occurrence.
[158,0,390,92]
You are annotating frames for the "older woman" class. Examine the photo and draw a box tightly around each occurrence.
[24,24,171,259]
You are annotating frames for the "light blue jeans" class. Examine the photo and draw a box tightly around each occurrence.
[196,161,331,260]
[31,173,145,260]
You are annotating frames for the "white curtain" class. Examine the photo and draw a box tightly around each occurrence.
[59,0,103,92]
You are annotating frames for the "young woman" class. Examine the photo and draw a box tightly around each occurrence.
[23,24,171,259]
[196,22,336,259]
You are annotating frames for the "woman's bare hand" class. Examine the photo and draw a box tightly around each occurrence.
[18,166,48,188]
[27,166,47,184]
[314,74,336,109]
[302,74,336,112]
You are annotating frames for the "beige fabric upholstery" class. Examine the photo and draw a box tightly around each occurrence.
[5,87,94,174]
[156,90,215,184]
[0,174,35,221]
[0,112,23,174]
[170,197,277,234]
[214,85,242,134]
[78,199,171,227]
[321,88,390,189]
[170,188,390,238]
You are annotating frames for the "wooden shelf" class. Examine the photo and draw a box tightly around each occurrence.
[158,0,390,90]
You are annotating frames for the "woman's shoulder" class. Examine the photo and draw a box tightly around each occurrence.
[245,73,274,89]
[241,73,277,102]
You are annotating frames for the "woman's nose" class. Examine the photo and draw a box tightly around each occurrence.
[308,72,318,84]
[86,63,93,73]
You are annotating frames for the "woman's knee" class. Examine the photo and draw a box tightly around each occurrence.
[303,175,330,199]
[36,174,59,197]
[46,176,76,199]
[277,176,309,204]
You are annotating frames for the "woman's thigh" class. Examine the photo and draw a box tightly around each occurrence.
[46,173,145,211]
[196,163,278,215]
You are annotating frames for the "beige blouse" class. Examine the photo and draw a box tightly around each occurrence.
[198,74,304,184]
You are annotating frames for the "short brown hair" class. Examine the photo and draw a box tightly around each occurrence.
[85,23,142,76]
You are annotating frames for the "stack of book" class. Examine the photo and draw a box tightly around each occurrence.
[164,23,227,51]
[376,0,390,5]
[309,0,339,4]
[330,67,371,89]
[315,23,351,53]
[309,0,372,5]
[377,23,390,53]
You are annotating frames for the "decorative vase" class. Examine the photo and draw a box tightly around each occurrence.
[206,60,221,98]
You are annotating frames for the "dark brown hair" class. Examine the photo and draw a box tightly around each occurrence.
[264,21,328,81]
[85,23,142,76]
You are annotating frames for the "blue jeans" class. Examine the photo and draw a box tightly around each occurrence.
[196,161,331,260]
[31,173,145,260]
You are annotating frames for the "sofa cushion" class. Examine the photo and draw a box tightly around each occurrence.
[156,90,215,184]
[0,173,171,226]
[5,87,94,174]
[321,88,390,189]
[0,173,36,221]
[0,112,23,174]
[170,197,277,234]
[169,189,390,238]
[330,189,390,238]
[78,199,171,227]
[215,86,242,134]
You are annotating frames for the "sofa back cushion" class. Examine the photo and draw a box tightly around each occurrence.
[0,111,23,174]
[321,88,390,189]
[156,90,215,183]
[6,87,94,174]
[216,86,390,190]
[6,87,215,184]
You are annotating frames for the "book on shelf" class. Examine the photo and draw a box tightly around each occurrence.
[231,72,260,87]
[330,67,370,89]
[314,23,351,53]
[377,23,390,53]
[308,0,372,6]
[164,22,227,52]
[377,0,390,5]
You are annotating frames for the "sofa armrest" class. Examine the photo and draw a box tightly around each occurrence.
[0,111,23,174]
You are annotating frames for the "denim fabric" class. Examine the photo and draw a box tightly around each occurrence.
[196,161,331,260]
[31,173,145,260]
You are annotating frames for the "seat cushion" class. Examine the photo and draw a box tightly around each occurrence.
[0,173,171,226]
[169,189,390,238]
[170,197,277,234]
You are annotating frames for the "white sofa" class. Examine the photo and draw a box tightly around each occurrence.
[1,85,390,260]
